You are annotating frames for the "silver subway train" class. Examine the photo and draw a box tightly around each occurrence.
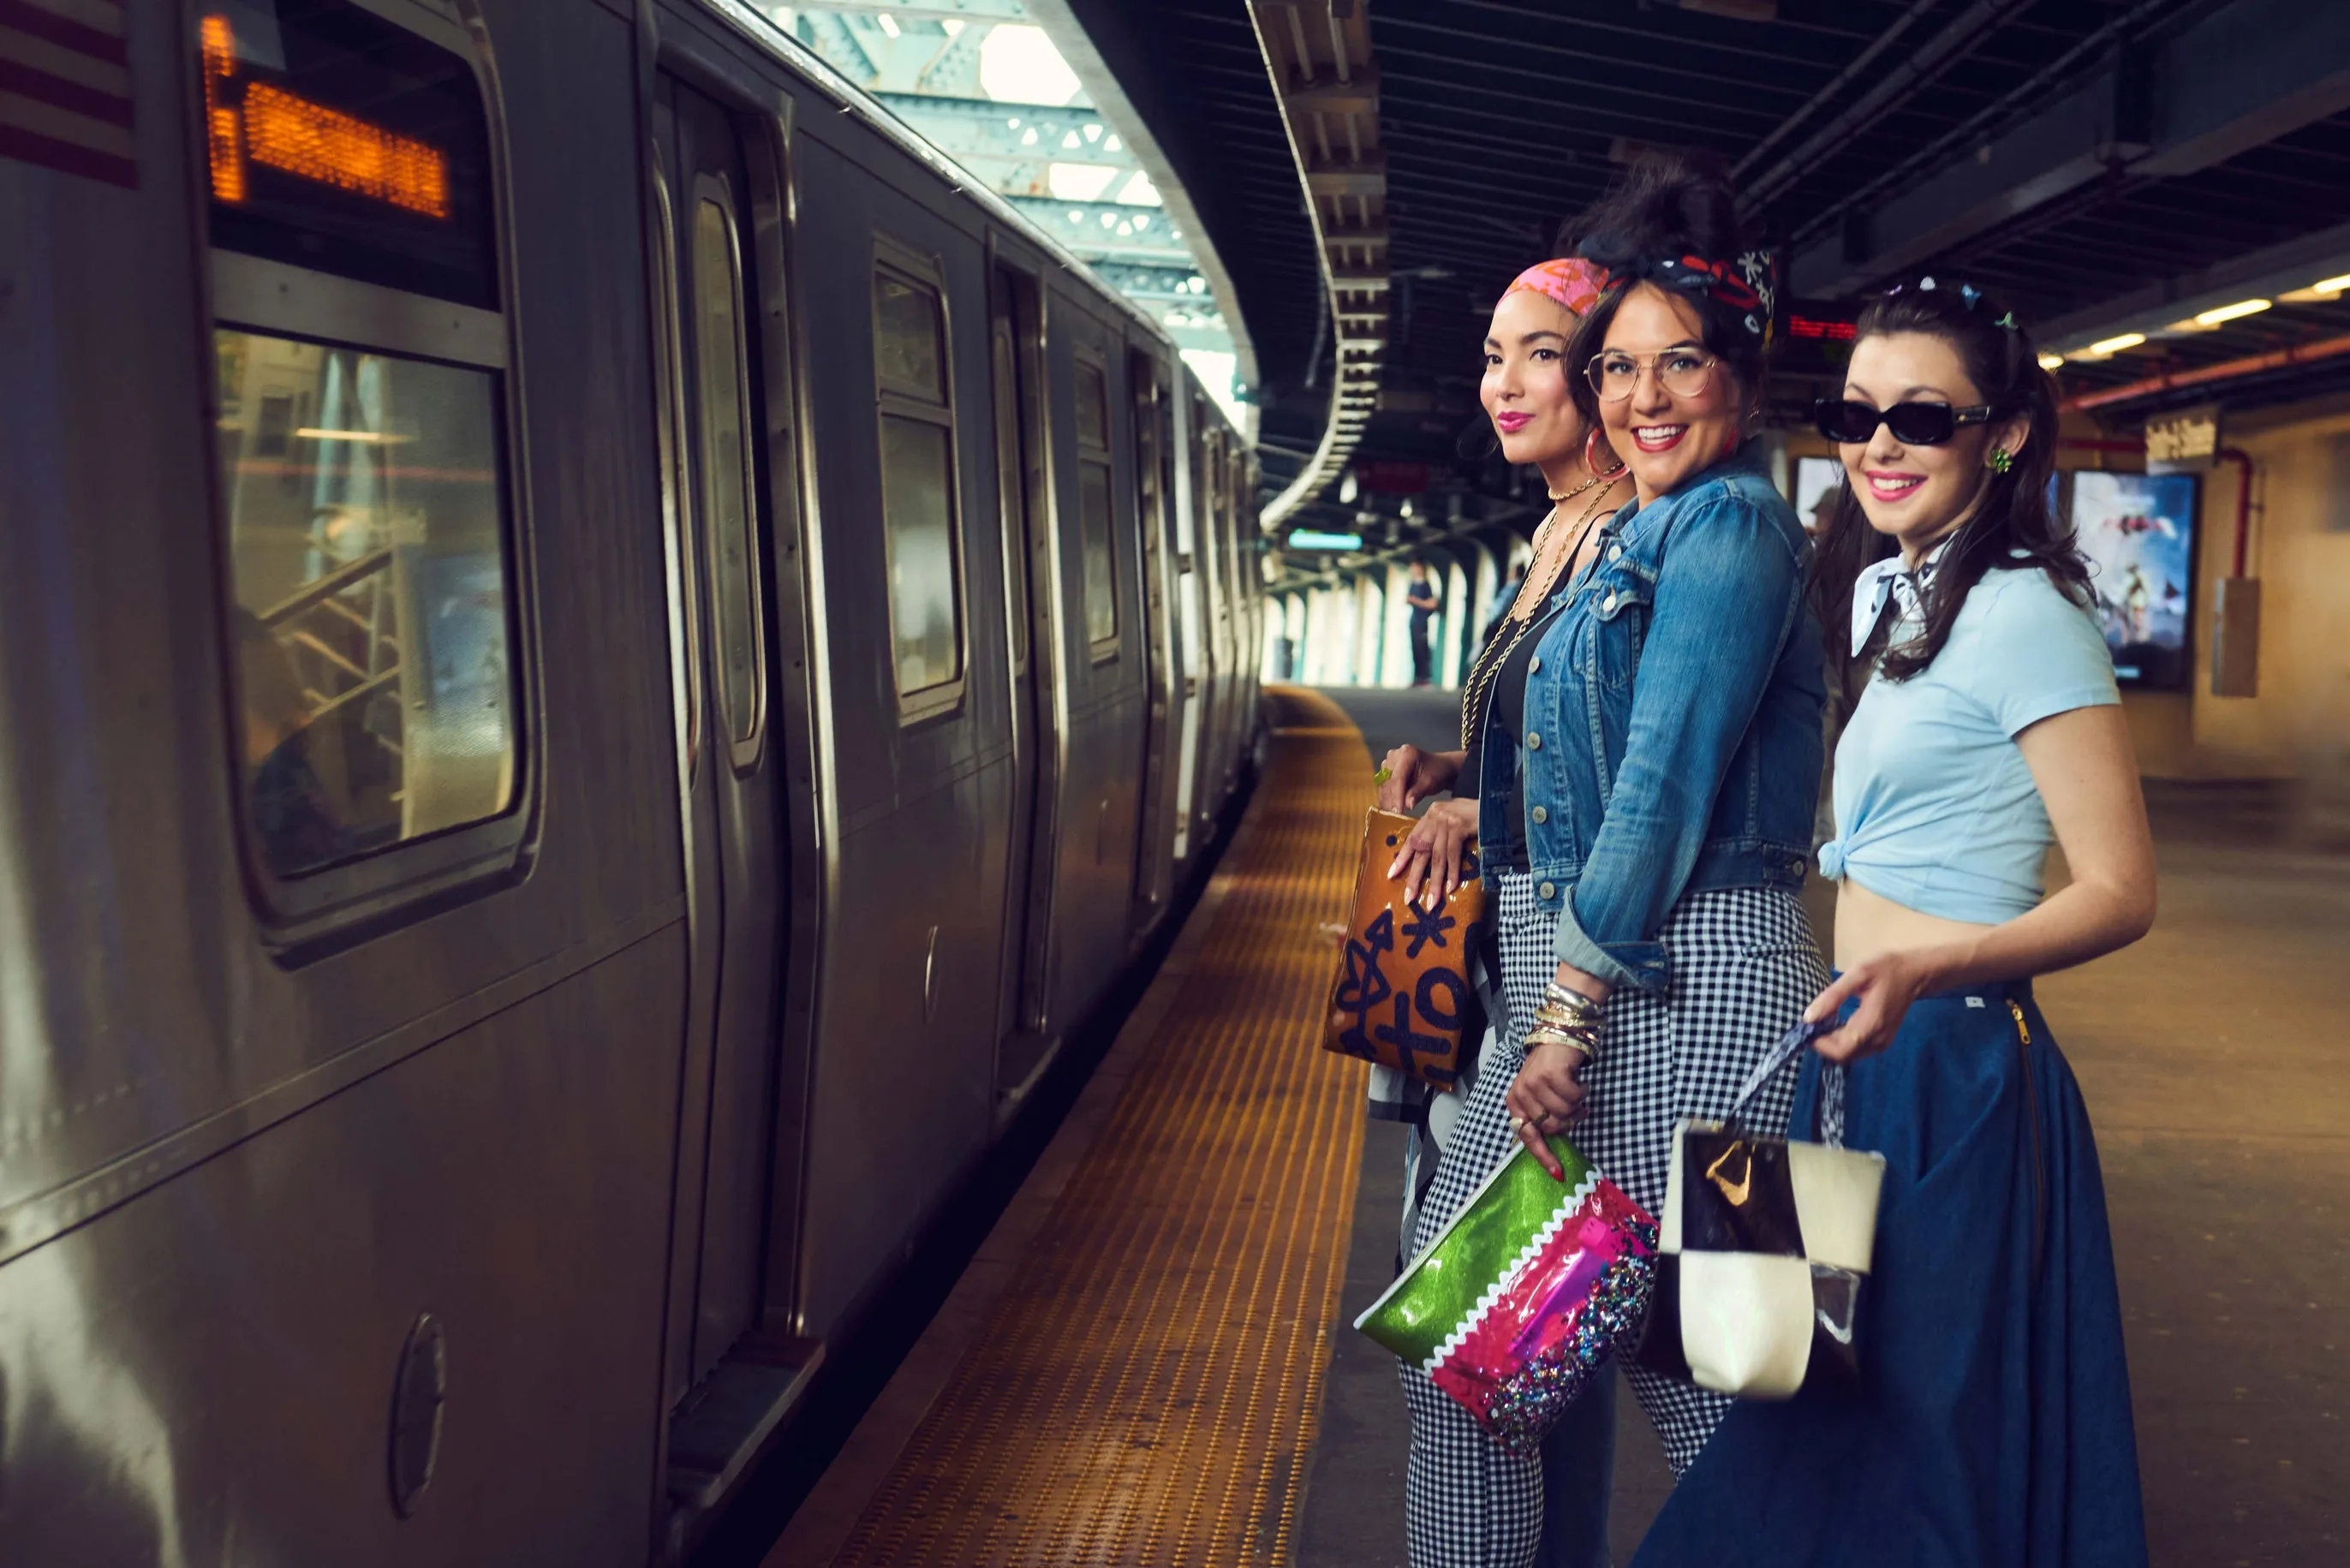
[0,0,1264,1559]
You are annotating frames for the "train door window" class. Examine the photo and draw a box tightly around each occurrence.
[200,0,527,911]
[1076,356,1117,656]
[690,188,765,760]
[874,242,965,718]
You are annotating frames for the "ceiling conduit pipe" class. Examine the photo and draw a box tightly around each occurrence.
[1729,0,1943,188]
[1740,0,2038,212]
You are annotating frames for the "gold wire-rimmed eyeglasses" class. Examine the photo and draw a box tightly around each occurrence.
[1584,349,1720,402]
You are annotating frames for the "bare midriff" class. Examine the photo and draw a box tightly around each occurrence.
[1832,875,1998,972]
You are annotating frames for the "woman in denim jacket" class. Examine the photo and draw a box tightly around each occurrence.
[1393,158,1829,1567]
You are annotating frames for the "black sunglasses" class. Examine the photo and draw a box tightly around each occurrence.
[1813,398,1995,445]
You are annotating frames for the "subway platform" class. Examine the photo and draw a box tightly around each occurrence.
[760,686,2347,1568]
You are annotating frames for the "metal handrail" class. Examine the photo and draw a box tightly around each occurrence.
[258,547,393,628]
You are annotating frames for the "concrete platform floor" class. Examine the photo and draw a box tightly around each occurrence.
[1304,685,2348,1568]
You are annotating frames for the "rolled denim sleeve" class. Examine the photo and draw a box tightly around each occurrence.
[1553,496,1804,988]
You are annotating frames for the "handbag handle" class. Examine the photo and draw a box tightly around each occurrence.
[1721,1017,1844,1148]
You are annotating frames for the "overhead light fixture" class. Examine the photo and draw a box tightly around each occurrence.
[2194,298,2271,326]
[1288,530,1362,551]
[295,426,408,443]
[2088,332,2146,356]
[2037,352,2065,371]
[2316,274,2350,294]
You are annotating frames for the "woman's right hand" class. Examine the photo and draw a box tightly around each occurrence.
[1375,744,1461,812]
[1387,796,1479,910]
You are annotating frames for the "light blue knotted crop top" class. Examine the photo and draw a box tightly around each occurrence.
[1821,551,2120,925]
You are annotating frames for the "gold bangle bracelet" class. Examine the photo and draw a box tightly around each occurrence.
[1524,1030,1594,1058]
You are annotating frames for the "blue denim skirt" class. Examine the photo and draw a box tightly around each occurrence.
[1631,980,2150,1568]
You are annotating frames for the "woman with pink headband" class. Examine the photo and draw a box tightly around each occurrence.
[1371,247,1633,1568]
[1376,154,1831,1567]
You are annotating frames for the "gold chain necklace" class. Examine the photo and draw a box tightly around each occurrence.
[1458,475,1623,749]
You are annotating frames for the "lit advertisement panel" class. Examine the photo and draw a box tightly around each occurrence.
[2067,470,2198,689]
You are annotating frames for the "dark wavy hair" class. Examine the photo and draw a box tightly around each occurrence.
[1810,279,2091,687]
[1564,153,1769,428]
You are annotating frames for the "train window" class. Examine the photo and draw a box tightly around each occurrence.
[1076,358,1117,653]
[874,247,964,712]
[200,0,528,917]
[691,193,763,755]
[216,328,516,877]
[200,3,498,309]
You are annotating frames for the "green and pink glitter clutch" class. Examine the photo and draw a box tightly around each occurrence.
[1355,1136,1656,1454]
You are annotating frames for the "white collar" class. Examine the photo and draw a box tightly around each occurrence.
[1850,534,1953,658]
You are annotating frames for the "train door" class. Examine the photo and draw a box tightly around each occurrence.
[1191,421,1228,831]
[991,262,1058,1090]
[1129,350,1178,928]
[651,77,789,1401]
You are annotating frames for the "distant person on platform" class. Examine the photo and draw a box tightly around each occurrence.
[1405,561,1440,686]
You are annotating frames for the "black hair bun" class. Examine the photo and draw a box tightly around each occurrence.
[1575,152,1750,271]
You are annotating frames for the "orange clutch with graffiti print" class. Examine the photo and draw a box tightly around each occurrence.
[1321,809,1487,1091]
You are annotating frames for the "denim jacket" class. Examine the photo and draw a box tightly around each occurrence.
[1472,448,1825,990]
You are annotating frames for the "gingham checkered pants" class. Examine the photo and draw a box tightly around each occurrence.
[1399,870,1826,1568]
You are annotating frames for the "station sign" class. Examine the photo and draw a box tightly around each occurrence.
[1356,461,1429,495]
[2145,402,2223,474]
[1773,299,1861,379]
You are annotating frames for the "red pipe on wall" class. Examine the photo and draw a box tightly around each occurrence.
[2220,447,2254,579]
[2062,332,2350,412]
[2055,439,2255,576]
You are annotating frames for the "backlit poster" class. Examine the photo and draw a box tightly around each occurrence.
[2067,470,2198,689]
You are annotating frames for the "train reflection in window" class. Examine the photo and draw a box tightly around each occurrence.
[691,195,762,753]
[874,256,964,708]
[215,327,517,876]
[1077,359,1117,651]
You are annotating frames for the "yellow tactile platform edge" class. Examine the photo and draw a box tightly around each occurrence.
[828,687,1375,1567]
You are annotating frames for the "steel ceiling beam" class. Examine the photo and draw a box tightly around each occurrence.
[1004,196,1193,264]
[1249,0,1388,532]
[873,92,1134,170]
[1789,0,2350,299]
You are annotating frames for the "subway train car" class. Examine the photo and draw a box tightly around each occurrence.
[0,0,1262,1560]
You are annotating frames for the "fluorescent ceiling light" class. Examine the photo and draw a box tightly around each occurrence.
[295,427,406,443]
[2315,274,2350,295]
[2088,332,2146,356]
[2037,352,2065,371]
[2194,298,2271,325]
[1287,530,1362,551]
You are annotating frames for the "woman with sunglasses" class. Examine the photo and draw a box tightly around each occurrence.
[1391,156,1828,1568]
[1375,248,1632,1568]
[1631,280,2152,1566]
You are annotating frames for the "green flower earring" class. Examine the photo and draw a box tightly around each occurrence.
[1989,447,2014,475]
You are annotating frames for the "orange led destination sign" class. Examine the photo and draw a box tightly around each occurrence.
[202,15,450,220]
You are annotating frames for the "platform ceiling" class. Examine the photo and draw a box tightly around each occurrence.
[1065,0,2350,550]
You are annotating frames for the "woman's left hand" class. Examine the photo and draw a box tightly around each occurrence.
[1804,948,1942,1064]
[1505,1042,1589,1180]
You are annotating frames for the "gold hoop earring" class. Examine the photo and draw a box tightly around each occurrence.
[1584,426,1626,478]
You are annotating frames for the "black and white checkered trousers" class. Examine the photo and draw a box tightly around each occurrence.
[1399,869,1827,1568]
